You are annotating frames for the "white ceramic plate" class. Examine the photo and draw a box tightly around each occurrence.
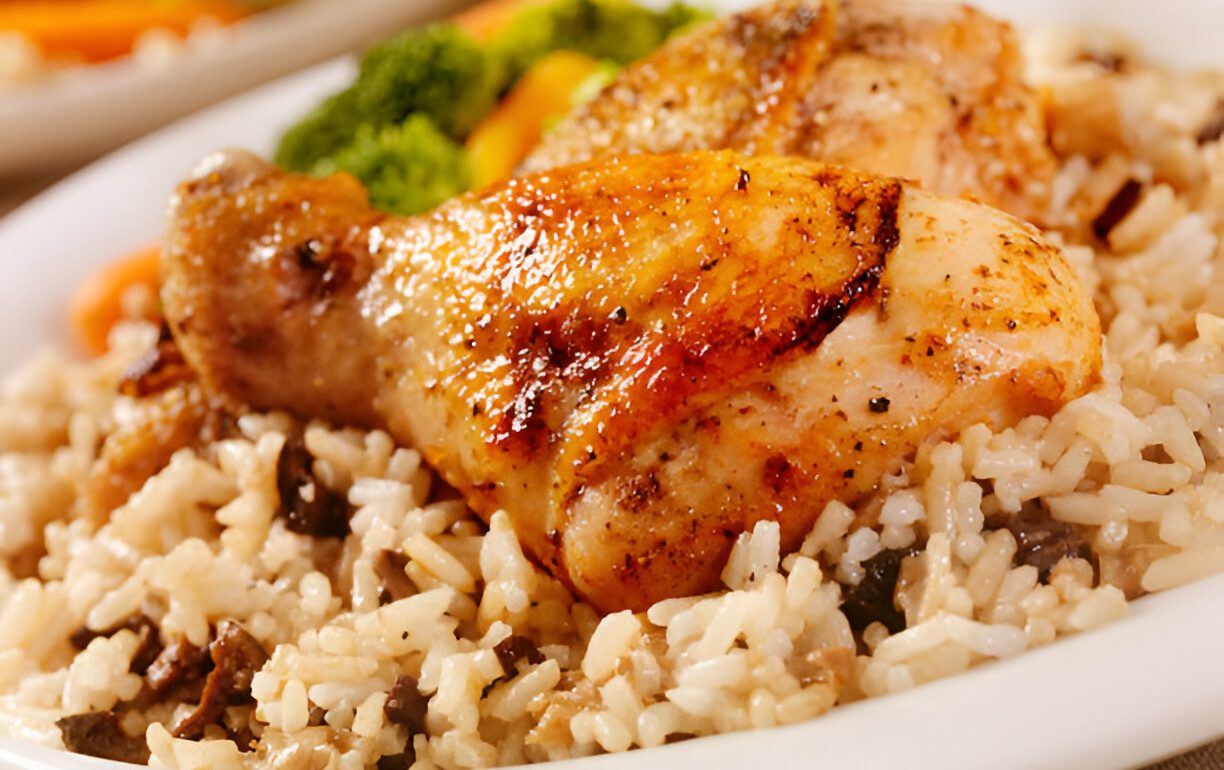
[2,0,1224,767]
[0,0,470,178]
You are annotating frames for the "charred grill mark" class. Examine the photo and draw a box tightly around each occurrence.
[772,179,900,357]
[491,311,627,454]
[770,265,882,356]
[562,177,904,505]
[489,310,609,450]
[874,183,901,254]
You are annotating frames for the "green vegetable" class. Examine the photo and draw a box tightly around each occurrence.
[275,22,502,173]
[490,0,709,81]
[355,23,505,138]
[310,115,472,216]
[274,90,364,174]
[273,0,710,214]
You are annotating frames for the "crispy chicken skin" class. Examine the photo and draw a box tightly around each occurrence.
[522,0,1056,223]
[163,150,1099,611]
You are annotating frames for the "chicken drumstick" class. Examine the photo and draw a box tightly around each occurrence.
[163,150,1099,611]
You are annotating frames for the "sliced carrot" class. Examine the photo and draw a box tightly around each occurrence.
[466,50,603,188]
[68,244,161,357]
[0,0,250,63]
[452,0,545,43]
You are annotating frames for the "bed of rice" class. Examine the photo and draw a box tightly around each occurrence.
[2,27,1224,770]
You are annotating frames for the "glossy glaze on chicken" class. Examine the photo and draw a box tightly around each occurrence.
[163,150,1099,611]
[523,0,1055,223]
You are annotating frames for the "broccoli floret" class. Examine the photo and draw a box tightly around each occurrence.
[274,22,503,171]
[491,0,710,80]
[355,23,507,139]
[274,89,364,173]
[273,0,710,213]
[311,115,471,216]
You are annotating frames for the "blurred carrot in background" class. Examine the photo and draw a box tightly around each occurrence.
[465,49,604,187]
[0,0,250,63]
[452,0,543,42]
[68,244,161,356]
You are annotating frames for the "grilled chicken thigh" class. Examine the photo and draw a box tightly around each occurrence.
[164,150,1099,611]
[523,0,1055,223]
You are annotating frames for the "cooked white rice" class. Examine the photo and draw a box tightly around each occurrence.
[2,27,1224,770]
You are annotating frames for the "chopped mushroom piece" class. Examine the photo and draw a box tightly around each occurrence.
[276,433,352,538]
[145,635,209,697]
[172,621,268,740]
[492,634,545,676]
[383,675,429,735]
[1091,178,1143,241]
[56,712,150,764]
[69,613,162,675]
[1000,511,1092,582]
[840,548,917,635]
[374,549,414,603]
[377,751,416,770]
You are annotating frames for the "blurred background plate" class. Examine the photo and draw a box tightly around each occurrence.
[0,0,469,179]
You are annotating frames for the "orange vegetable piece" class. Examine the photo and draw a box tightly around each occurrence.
[68,244,162,357]
[452,0,545,43]
[466,50,603,189]
[0,0,250,63]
